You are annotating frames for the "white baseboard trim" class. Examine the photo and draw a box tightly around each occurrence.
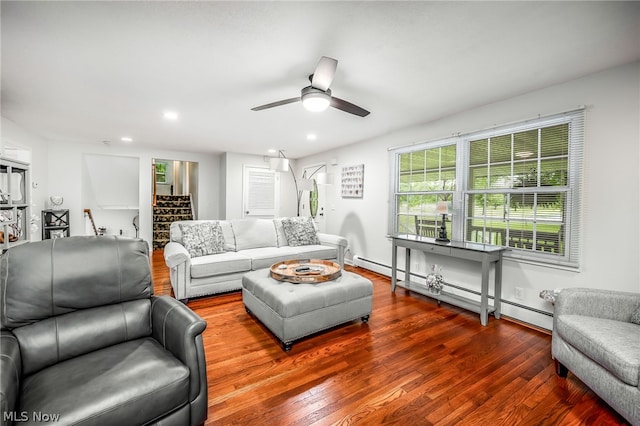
[349,254,553,331]
[351,255,394,278]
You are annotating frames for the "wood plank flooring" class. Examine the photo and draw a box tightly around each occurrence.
[150,250,629,425]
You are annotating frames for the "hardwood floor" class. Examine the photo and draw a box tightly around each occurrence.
[150,251,629,425]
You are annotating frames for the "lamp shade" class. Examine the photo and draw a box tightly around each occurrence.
[434,201,449,215]
[269,157,289,172]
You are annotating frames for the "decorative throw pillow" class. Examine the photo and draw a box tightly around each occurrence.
[282,217,320,247]
[631,306,640,325]
[179,222,225,258]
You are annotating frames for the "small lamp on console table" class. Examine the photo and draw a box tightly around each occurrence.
[434,201,450,243]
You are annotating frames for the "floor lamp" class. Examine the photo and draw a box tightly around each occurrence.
[269,151,332,216]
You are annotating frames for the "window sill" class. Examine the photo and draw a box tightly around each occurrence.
[503,252,580,272]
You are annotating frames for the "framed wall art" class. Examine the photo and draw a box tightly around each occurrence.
[341,164,364,198]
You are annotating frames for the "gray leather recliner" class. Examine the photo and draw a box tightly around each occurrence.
[0,236,208,426]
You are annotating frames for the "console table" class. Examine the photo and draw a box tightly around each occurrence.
[390,233,507,326]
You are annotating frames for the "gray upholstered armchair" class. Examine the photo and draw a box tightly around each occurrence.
[0,236,208,426]
[552,288,640,425]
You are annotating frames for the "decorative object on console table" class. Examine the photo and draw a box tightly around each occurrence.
[41,209,70,240]
[0,158,31,250]
[425,264,444,295]
[434,201,450,242]
[341,164,364,198]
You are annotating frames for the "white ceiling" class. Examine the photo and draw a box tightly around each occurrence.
[2,1,639,159]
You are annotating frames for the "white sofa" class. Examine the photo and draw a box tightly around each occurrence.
[163,218,348,301]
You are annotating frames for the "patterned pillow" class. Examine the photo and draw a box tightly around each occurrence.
[282,217,320,246]
[179,222,225,258]
[631,306,640,325]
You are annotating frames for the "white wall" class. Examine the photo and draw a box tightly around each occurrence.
[222,152,297,219]
[299,61,640,330]
[0,120,223,247]
[46,141,221,246]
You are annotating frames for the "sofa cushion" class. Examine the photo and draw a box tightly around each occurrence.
[290,245,337,262]
[273,219,289,247]
[171,220,236,251]
[14,300,151,376]
[190,251,252,278]
[232,219,278,251]
[282,217,320,246]
[1,237,151,329]
[556,314,640,386]
[179,222,225,257]
[20,338,189,425]
[240,246,301,270]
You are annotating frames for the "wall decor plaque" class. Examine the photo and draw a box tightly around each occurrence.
[341,164,364,198]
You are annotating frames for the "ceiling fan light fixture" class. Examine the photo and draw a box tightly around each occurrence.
[301,87,331,112]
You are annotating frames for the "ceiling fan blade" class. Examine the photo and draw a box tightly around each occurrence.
[311,56,338,91]
[330,97,370,117]
[251,97,300,111]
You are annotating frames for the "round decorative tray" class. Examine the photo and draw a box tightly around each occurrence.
[270,259,342,283]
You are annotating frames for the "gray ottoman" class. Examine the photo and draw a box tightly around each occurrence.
[242,269,373,351]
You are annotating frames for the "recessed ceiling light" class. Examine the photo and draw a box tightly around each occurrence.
[163,110,179,121]
[267,149,277,154]
[306,133,317,141]
[121,136,133,143]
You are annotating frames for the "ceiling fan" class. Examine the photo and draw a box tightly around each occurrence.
[251,56,370,117]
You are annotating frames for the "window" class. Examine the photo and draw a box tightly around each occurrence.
[391,110,584,267]
[155,161,167,184]
[395,142,456,237]
[243,165,278,218]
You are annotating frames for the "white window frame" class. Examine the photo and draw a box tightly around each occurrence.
[390,109,584,268]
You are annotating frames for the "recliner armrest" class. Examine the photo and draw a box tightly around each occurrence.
[151,296,208,424]
[1,331,21,426]
[164,242,191,268]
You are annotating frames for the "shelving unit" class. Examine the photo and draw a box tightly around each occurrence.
[42,209,70,239]
[0,158,31,251]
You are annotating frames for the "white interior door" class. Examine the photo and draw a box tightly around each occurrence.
[243,165,279,218]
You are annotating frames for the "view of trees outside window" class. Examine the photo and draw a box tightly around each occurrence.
[396,144,456,236]
[467,124,569,255]
[393,117,578,264]
[155,161,167,184]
